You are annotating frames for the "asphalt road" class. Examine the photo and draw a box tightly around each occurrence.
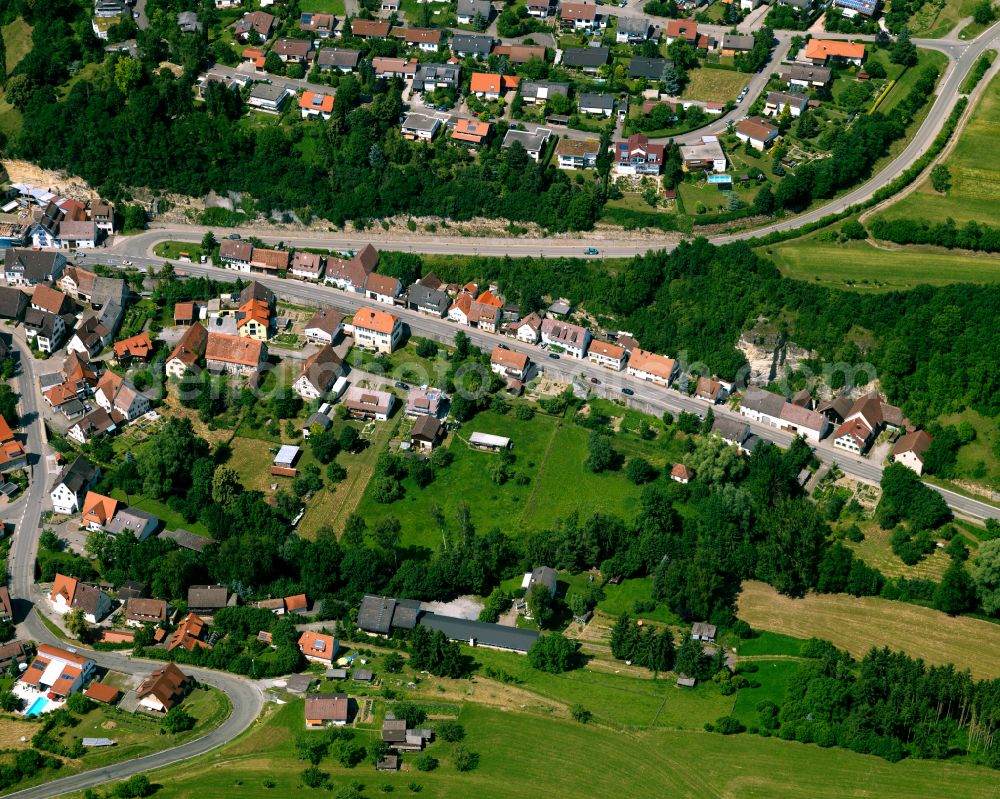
[96,256,1000,522]
[2,336,266,799]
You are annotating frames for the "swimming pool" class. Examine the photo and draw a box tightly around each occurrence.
[25,697,49,717]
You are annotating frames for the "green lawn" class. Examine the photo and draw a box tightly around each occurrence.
[355,406,685,550]
[153,241,207,262]
[761,236,1000,291]
[736,630,809,657]
[68,694,1000,799]
[937,408,1000,488]
[108,489,212,537]
[882,70,1000,228]
[681,67,747,103]
[730,659,801,724]
[597,577,682,625]
[300,0,346,12]
[879,50,949,114]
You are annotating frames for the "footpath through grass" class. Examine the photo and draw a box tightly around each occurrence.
[62,693,1000,799]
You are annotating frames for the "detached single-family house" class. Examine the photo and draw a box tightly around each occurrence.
[414,62,460,91]
[290,251,325,281]
[235,10,275,41]
[617,16,653,43]
[540,319,590,359]
[2,249,66,287]
[470,72,520,100]
[303,307,344,344]
[891,430,933,475]
[294,345,342,400]
[764,91,808,118]
[520,81,569,106]
[450,33,492,59]
[299,631,338,665]
[665,18,699,44]
[410,415,444,451]
[68,408,118,445]
[66,316,111,359]
[694,376,730,404]
[167,612,212,652]
[299,91,335,120]
[562,47,609,73]
[113,332,154,365]
[407,283,450,316]
[50,573,114,624]
[349,19,390,38]
[248,82,291,113]
[365,273,402,304]
[0,416,25,473]
[126,597,169,627]
[351,307,402,353]
[24,308,69,353]
[165,323,208,379]
[316,47,359,72]
[104,506,159,541]
[514,312,542,343]
[588,340,626,371]
[82,491,119,531]
[735,116,779,151]
[18,645,96,699]
[344,386,395,420]
[527,0,555,18]
[50,456,100,515]
[627,349,678,386]
[136,663,191,713]
[372,56,418,79]
[305,694,349,727]
[613,133,665,176]
[272,37,313,63]
[502,128,551,160]
[401,112,442,141]
[556,138,601,170]
[406,387,444,418]
[679,139,727,172]
[393,26,441,52]
[187,585,231,615]
[804,39,866,66]
[629,56,670,80]
[95,370,150,422]
[578,92,615,117]
[491,346,530,381]
[299,12,336,37]
[457,0,492,24]
[560,1,603,30]
[721,33,754,56]
[671,463,693,484]
[778,63,832,88]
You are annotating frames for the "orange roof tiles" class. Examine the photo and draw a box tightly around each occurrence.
[0,416,25,467]
[51,573,78,606]
[113,332,153,360]
[84,682,121,703]
[298,630,337,661]
[475,289,504,308]
[82,491,119,527]
[805,39,866,61]
[452,118,491,142]
[205,332,264,367]
[168,323,208,366]
[299,91,335,113]
[470,73,520,94]
[285,593,308,612]
[352,307,398,335]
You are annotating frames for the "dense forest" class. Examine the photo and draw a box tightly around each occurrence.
[422,240,1000,427]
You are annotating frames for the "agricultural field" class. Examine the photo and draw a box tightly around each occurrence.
[680,68,748,103]
[299,0,346,12]
[64,693,1000,799]
[761,235,1000,291]
[737,581,1000,678]
[882,70,1000,227]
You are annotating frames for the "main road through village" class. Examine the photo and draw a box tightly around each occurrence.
[4,17,1000,798]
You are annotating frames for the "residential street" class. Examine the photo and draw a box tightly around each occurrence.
[95,255,1000,523]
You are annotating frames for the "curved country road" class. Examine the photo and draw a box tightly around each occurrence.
[2,335,265,799]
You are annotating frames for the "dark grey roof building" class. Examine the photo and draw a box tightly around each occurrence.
[419,612,540,652]
[562,46,609,70]
[358,594,421,634]
[450,33,493,58]
[316,47,360,71]
[629,57,671,80]
[0,286,27,320]
[187,584,230,612]
[407,283,450,317]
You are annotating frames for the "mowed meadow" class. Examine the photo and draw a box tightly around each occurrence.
[58,699,1000,799]
[883,71,1000,227]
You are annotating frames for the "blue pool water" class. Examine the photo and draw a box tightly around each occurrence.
[25,697,49,717]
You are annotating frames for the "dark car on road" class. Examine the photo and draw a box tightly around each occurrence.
[548,353,560,359]
[621,387,634,396]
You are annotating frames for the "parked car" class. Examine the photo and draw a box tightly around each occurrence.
[621,387,634,396]
[590,377,601,384]
[227,233,242,240]
[394,381,410,390]
[497,343,509,350]
[548,353,560,359]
